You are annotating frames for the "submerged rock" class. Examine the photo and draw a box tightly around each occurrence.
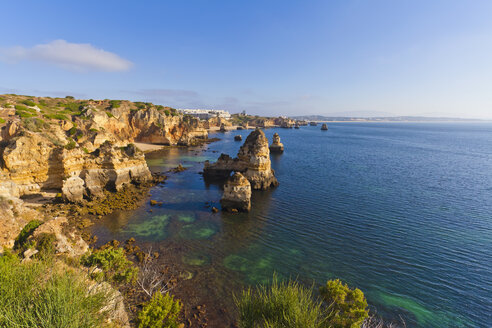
[269,133,284,153]
[234,135,242,141]
[321,123,328,130]
[203,129,278,190]
[221,172,251,212]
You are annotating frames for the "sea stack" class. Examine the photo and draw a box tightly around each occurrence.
[220,172,251,212]
[321,123,328,130]
[219,123,226,132]
[269,133,284,153]
[203,129,279,190]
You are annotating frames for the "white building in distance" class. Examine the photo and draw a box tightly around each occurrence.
[177,109,231,120]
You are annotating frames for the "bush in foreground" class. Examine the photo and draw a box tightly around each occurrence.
[236,275,370,328]
[81,246,139,284]
[320,279,368,328]
[235,275,326,328]
[0,255,106,328]
[137,291,183,328]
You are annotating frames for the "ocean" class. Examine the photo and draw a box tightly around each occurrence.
[92,122,492,327]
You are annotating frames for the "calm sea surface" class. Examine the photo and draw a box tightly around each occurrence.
[93,123,492,327]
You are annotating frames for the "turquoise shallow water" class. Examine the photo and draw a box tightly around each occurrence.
[93,123,492,327]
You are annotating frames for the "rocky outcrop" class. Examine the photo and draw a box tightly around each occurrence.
[89,281,130,327]
[62,176,85,203]
[30,216,89,257]
[321,123,328,130]
[1,133,152,200]
[204,129,278,190]
[0,196,39,249]
[221,172,251,212]
[269,133,284,153]
[234,135,242,141]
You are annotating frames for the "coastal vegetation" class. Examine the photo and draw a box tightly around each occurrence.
[0,252,107,328]
[81,246,139,284]
[137,292,183,328]
[235,275,369,328]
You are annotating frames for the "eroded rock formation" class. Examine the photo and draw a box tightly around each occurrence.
[204,129,278,190]
[269,133,284,153]
[29,216,89,257]
[1,134,152,199]
[0,95,211,249]
[220,172,251,212]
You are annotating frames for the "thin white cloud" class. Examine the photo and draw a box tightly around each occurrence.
[1,40,132,72]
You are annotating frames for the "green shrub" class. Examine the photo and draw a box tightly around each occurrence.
[137,292,182,328]
[0,118,5,124]
[82,147,90,154]
[89,128,98,132]
[109,100,121,108]
[15,104,34,112]
[23,117,49,131]
[135,102,147,109]
[105,111,114,118]
[81,246,138,284]
[65,95,74,99]
[14,220,42,250]
[34,232,57,258]
[235,275,326,328]
[164,110,170,116]
[15,105,37,118]
[44,113,69,120]
[65,138,77,150]
[320,279,368,328]
[65,102,82,113]
[21,99,36,107]
[69,126,77,135]
[16,110,36,118]
[0,257,106,328]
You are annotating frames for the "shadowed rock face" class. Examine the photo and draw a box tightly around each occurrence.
[269,133,284,153]
[204,129,278,190]
[220,172,251,212]
[0,134,152,200]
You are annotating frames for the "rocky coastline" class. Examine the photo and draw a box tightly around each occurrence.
[0,94,208,249]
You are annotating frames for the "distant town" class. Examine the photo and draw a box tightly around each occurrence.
[177,109,231,120]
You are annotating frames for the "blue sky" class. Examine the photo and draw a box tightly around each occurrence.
[1,0,492,118]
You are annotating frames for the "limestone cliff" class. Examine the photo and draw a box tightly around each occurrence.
[1,132,151,199]
[203,129,278,190]
[0,94,209,247]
